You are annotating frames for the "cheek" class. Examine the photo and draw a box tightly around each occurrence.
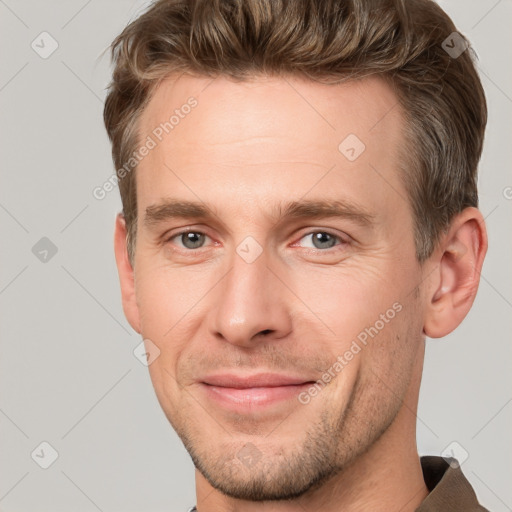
[289,264,406,345]
[135,264,208,336]
[292,263,419,396]
[359,296,423,404]
[134,271,190,388]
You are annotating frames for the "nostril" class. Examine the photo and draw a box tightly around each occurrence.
[259,329,272,336]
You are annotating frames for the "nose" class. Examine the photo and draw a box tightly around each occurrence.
[208,245,293,348]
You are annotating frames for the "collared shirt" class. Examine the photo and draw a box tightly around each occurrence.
[188,455,490,511]
[416,456,489,511]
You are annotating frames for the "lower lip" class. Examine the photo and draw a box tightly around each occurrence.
[200,382,313,411]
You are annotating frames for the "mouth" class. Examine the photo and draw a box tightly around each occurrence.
[199,373,316,411]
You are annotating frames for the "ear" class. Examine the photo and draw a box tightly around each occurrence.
[114,213,141,334]
[423,207,488,338]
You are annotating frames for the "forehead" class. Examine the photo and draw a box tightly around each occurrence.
[140,72,403,148]
[136,73,407,224]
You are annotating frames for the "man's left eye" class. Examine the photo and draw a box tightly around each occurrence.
[297,232,343,250]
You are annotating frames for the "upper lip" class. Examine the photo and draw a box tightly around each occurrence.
[201,373,315,389]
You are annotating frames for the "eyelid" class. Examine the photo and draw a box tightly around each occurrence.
[164,225,209,239]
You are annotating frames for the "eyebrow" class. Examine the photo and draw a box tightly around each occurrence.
[143,198,375,228]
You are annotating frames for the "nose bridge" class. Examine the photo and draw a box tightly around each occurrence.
[209,243,291,346]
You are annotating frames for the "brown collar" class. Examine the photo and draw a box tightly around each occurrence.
[416,456,489,511]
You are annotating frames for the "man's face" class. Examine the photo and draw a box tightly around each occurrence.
[129,74,426,500]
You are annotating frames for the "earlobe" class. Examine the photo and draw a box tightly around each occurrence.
[114,213,141,334]
[423,207,488,339]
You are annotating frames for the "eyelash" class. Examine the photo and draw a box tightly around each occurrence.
[165,229,347,252]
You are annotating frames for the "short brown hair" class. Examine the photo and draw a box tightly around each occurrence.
[103,0,487,266]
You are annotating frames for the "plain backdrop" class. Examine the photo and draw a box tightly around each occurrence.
[0,1,511,511]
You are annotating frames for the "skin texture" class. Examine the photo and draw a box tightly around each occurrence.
[114,74,487,512]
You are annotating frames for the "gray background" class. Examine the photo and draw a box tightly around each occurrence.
[0,0,510,511]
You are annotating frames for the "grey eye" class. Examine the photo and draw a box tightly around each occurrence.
[310,232,338,249]
[180,232,206,249]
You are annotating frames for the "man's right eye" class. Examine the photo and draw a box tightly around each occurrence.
[168,231,211,250]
